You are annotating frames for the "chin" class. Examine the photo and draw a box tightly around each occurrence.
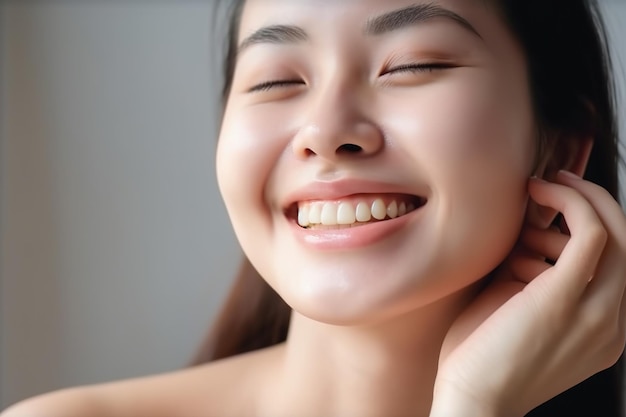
[276,270,473,328]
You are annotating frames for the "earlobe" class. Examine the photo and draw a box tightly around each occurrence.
[526,136,593,229]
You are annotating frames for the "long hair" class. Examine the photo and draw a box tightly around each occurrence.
[193,1,624,415]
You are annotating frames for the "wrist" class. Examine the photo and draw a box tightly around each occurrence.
[429,383,500,417]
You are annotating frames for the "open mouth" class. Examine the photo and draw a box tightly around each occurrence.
[287,194,427,229]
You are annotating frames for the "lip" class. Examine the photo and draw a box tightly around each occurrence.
[281,178,430,208]
[281,178,428,250]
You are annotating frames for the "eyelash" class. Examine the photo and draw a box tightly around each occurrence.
[247,63,452,93]
[248,79,304,93]
[382,62,453,75]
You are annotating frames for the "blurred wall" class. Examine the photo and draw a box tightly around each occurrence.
[0,1,238,408]
[0,0,625,409]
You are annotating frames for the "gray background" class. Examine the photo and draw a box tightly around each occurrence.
[1,0,625,409]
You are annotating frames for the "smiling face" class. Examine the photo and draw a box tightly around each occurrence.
[216,0,536,325]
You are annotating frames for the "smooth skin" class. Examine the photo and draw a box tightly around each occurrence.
[3,0,625,416]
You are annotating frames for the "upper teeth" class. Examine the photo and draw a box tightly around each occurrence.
[297,198,417,228]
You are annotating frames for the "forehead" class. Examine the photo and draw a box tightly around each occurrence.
[238,0,503,42]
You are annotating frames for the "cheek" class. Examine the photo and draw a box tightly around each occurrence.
[217,106,287,211]
[216,106,292,274]
[384,72,535,270]
[384,70,535,205]
[424,73,535,214]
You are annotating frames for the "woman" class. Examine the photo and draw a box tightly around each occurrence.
[3,0,624,416]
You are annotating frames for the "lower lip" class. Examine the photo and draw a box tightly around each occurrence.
[289,208,423,250]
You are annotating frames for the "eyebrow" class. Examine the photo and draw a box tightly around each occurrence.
[365,3,482,39]
[237,2,481,55]
[238,25,308,54]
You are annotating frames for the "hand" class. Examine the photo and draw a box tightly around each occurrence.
[430,171,626,417]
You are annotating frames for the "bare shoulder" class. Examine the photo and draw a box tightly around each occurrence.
[1,385,110,417]
[1,344,284,417]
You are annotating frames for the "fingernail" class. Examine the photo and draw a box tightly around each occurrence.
[558,170,581,180]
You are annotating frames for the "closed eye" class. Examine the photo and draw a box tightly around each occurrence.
[248,79,305,93]
[382,62,455,76]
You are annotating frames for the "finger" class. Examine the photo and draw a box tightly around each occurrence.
[520,227,569,263]
[528,178,607,300]
[555,171,626,303]
[509,255,552,284]
[585,253,626,321]
[556,170,626,249]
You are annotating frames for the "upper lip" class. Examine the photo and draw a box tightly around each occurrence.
[281,178,430,209]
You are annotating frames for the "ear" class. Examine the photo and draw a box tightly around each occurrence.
[525,136,593,229]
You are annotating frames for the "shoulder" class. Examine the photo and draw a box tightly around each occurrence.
[1,345,284,417]
[1,386,109,417]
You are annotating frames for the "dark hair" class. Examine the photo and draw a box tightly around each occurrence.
[194,1,624,415]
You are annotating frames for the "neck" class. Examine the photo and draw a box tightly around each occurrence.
[265,286,477,417]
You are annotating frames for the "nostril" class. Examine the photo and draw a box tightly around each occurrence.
[337,143,363,153]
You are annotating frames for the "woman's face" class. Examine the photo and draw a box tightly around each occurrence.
[217,0,535,325]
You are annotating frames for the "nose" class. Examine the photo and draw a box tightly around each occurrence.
[291,85,384,161]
